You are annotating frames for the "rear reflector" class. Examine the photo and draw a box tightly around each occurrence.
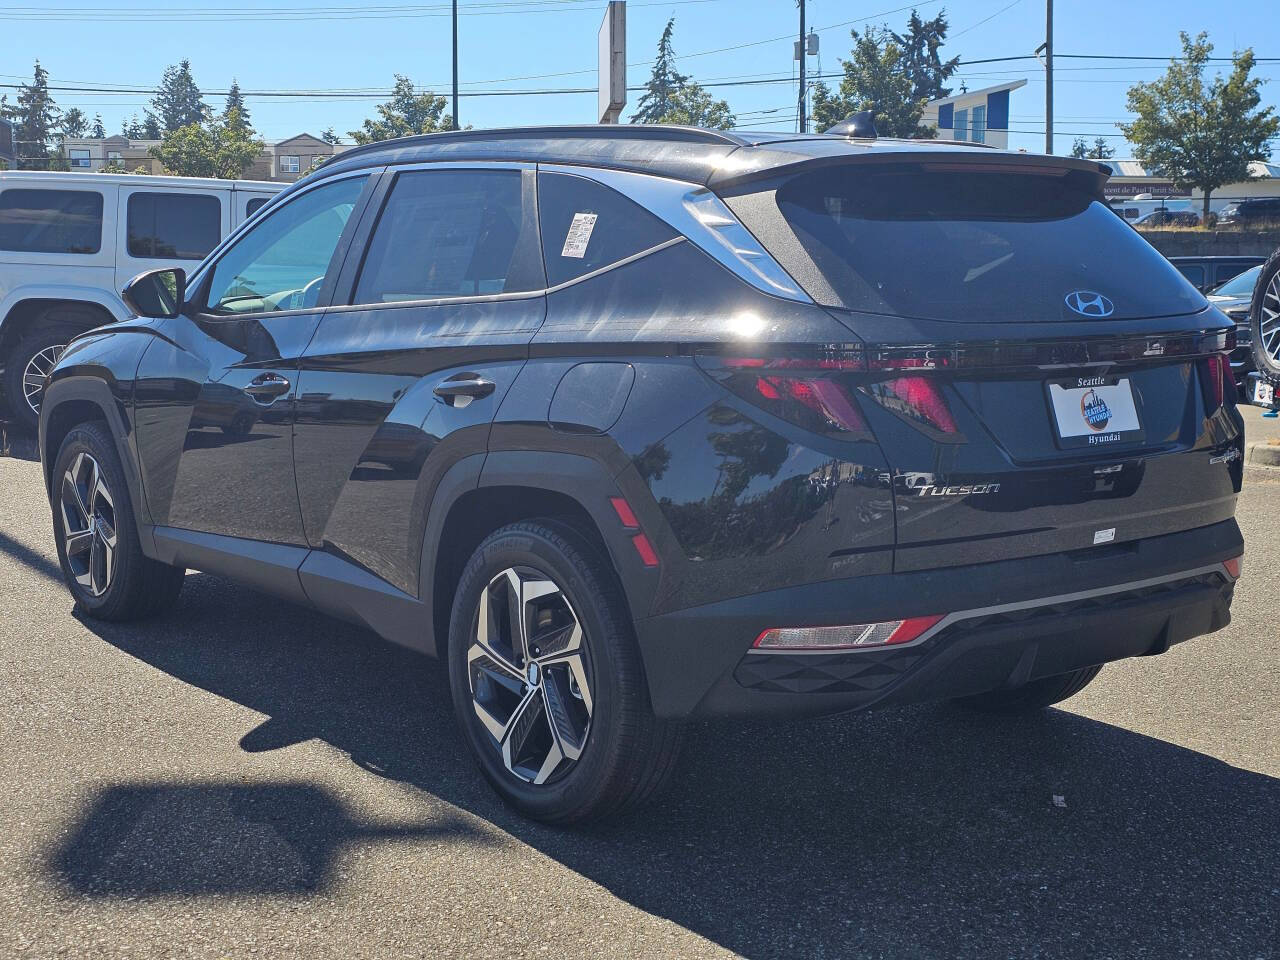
[631,533,659,567]
[1223,555,1242,579]
[609,496,639,529]
[753,615,944,651]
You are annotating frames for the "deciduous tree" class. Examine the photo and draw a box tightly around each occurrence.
[349,75,455,144]
[1121,32,1279,219]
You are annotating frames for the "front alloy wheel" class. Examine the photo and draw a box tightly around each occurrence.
[59,451,117,597]
[467,567,593,785]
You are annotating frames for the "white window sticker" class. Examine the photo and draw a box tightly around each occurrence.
[561,212,598,259]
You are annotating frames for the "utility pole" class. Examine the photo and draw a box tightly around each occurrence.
[797,0,807,133]
[1044,0,1053,154]
[452,0,460,129]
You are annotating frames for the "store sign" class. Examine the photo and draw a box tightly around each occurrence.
[1105,181,1192,198]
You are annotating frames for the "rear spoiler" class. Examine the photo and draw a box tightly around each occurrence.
[708,147,1111,197]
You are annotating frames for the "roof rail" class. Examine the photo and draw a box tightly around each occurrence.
[331,124,747,166]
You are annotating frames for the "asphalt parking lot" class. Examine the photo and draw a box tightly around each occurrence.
[1,414,1277,959]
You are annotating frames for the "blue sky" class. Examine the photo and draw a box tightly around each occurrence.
[1,0,1277,158]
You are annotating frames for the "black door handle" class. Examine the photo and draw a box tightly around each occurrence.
[245,372,291,403]
[434,376,495,406]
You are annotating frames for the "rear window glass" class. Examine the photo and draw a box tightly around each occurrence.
[538,172,676,287]
[354,169,542,303]
[0,188,103,254]
[127,192,221,260]
[770,167,1206,322]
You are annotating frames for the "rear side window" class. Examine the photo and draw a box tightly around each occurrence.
[537,172,676,287]
[766,166,1206,322]
[0,188,103,254]
[354,169,542,303]
[127,192,221,260]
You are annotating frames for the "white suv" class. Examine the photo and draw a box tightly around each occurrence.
[0,171,285,430]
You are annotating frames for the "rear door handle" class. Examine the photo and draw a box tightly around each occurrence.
[434,376,495,407]
[245,372,291,403]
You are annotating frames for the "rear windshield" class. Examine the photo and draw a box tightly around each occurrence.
[769,167,1205,322]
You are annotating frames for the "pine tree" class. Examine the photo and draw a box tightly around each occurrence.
[320,127,342,145]
[91,113,106,139]
[1071,136,1115,160]
[812,27,932,138]
[10,61,60,169]
[631,18,691,124]
[152,60,207,132]
[223,79,250,131]
[61,107,88,139]
[630,18,733,128]
[892,9,960,104]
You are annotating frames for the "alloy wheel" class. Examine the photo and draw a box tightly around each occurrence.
[1262,270,1280,365]
[467,567,593,785]
[59,451,117,597]
[23,344,66,417]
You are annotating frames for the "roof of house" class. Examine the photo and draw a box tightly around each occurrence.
[1108,159,1280,180]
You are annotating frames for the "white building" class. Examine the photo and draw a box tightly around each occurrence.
[921,80,1027,150]
[1102,158,1279,212]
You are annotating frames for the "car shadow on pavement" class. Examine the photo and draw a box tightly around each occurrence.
[0,423,39,462]
[63,571,1279,958]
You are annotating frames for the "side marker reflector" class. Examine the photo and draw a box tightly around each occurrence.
[631,533,659,567]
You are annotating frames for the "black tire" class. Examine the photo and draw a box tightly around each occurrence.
[2,316,92,432]
[1248,248,1280,381]
[953,665,1103,713]
[51,421,185,621]
[447,519,682,824]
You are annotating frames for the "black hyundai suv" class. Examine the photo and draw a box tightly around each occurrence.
[38,126,1244,823]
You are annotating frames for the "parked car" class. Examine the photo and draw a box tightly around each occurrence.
[0,171,284,431]
[1168,255,1265,293]
[1247,247,1280,409]
[1134,209,1201,228]
[38,126,1243,823]
[1207,264,1263,382]
[1216,197,1280,229]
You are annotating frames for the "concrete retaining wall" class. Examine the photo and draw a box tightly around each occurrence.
[1138,230,1280,259]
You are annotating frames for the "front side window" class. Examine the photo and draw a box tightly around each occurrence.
[127,192,221,259]
[0,188,104,254]
[205,175,366,315]
[280,155,300,174]
[354,169,542,303]
[537,172,677,287]
[768,165,1206,322]
[246,196,269,217]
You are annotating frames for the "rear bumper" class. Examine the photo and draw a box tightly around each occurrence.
[634,519,1242,719]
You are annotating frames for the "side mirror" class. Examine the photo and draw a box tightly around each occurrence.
[122,267,186,319]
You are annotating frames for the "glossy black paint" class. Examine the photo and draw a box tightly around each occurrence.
[38,130,1243,722]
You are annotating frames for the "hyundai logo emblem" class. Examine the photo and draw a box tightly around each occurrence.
[1065,290,1115,317]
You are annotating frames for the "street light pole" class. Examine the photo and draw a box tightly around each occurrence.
[798,0,807,133]
[1044,0,1053,154]
[452,0,460,129]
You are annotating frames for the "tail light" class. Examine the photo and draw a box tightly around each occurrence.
[697,352,872,440]
[1202,354,1235,412]
[754,615,945,651]
[867,375,959,435]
